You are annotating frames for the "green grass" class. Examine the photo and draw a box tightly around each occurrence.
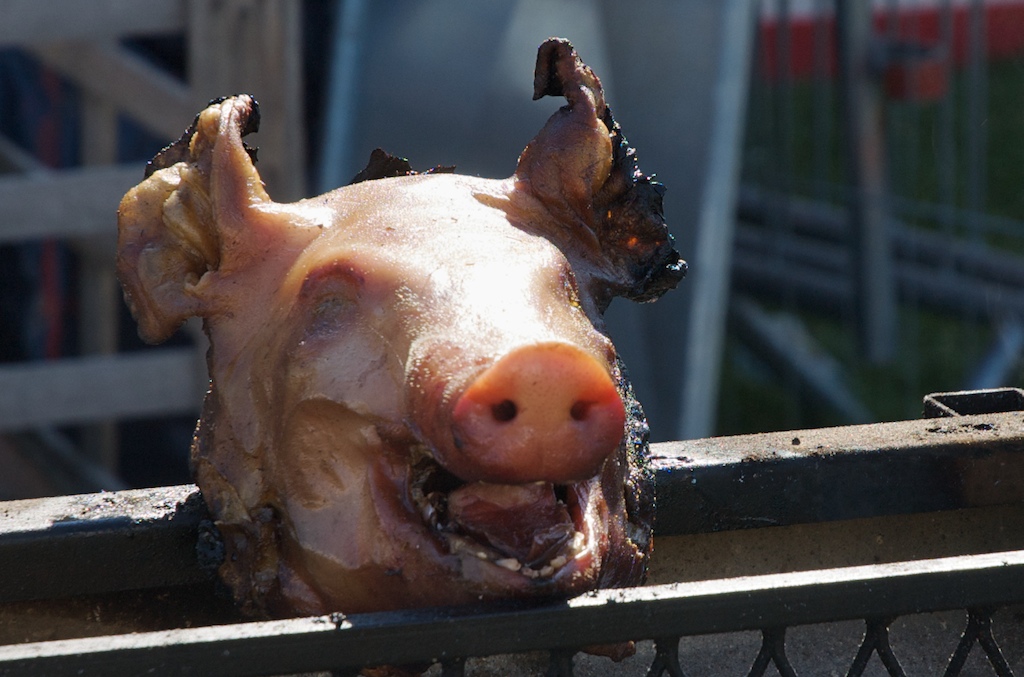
[720,57,1024,436]
[981,60,1024,221]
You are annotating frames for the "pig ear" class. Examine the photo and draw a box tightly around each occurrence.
[117,95,268,343]
[516,39,686,306]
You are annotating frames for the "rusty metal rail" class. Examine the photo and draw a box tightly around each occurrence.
[0,390,1022,674]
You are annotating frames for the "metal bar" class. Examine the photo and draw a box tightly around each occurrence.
[923,388,1024,418]
[648,638,688,677]
[676,0,758,440]
[78,87,122,471]
[651,410,1024,536]
[745,178,1024,243]
[887,193,1024,240]
[739,187,1024,290]
[811,0,833,201]
[0,486,210,603]
[895,264,1024,321]
[964,0,988,230]
[732,231,1024,321]
[748,628,796,677]
[730,297,873,424]
[835,0,897,363]
[938,0,957,247]
[941,608,1013,677]
[734,189,1024,320]
[0,134,45,173]
[1,550,1022,676]
[731,248,851,312]
[2,408,1023,605]
[967,321,1024,391]
[774,0,794,197]
[969,608,1014,677]
[30,427,127,493]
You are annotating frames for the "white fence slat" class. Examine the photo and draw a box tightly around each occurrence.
[0,348,204,430]
[0,0,184,46]
[0,165,139,243]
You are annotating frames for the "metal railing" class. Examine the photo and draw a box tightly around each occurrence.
[0,389,1022,675]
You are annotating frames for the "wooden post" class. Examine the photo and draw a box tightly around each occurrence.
[0,2,306,487]
[78,85,121,472]
[187,0,307,201]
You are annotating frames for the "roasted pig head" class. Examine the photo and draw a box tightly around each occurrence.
[116,38,684,616]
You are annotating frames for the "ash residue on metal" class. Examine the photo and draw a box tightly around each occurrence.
[196,518,225,577]
[617,358,655,558]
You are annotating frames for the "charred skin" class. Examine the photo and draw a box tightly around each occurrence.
[116,39,680,618]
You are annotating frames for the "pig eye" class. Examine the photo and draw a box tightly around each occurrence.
[300,294,355,340]
[299,265,363,336]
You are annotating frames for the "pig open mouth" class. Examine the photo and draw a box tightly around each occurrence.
[116,38,683,618]
[411,454,589,578]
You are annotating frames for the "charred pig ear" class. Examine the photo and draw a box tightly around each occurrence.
[145,95,260,179]
[116,95,269,343]
[516,38,686,308]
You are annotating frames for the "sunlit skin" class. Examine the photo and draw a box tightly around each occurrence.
[116,39,683,619]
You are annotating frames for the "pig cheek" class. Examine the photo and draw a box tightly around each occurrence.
[593,445,648,588]
[273,400,414,612]
[272,391,471,612]
[275,401,382,555]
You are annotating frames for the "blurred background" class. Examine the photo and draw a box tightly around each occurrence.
[1,0,1023,498]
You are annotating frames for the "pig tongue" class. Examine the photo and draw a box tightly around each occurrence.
[446,481,574,568]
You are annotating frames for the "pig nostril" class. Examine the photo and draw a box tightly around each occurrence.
[491,399,518,423]
[569,400,591,422]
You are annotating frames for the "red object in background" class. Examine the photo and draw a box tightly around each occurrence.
[884,54,948,101]
[35,68,66,360]
[760,2,1024,81]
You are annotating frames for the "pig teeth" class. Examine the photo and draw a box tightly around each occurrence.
[519,554,570,579]
[570,531,586,558]
[495,558,521,571]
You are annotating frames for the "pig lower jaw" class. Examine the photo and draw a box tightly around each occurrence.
[444,530,588,580]
[408,453,600,582]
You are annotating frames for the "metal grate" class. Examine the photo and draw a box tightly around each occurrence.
[0,389,1022,675]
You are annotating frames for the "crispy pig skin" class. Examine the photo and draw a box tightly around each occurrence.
[116,39,682,618]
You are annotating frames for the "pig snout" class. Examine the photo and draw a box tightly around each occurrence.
[449,342,625,484]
